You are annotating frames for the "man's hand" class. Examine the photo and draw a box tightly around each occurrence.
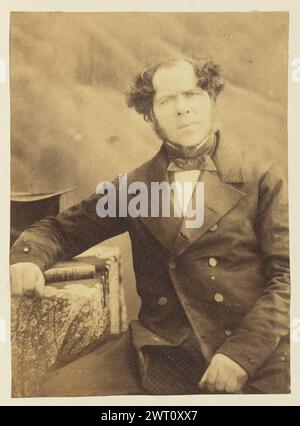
[199,353,249,393]
[10,262,45,297]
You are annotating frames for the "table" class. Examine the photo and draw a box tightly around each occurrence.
[11,245,127,397]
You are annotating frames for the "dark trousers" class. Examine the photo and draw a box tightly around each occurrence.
[38,329,207,397]
[38,330,145,397]
[38,329,289,397]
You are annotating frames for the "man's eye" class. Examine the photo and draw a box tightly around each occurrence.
[159,97,173,105]
[187,91,201,97]
[159,99,168,105]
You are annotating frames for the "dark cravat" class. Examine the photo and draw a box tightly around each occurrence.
[164,132,218,172]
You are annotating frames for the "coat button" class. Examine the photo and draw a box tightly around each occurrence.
[280,356,286,362]
[224,330,232,337]
[209,224,218,232]
[158,297,168,306]
[249,358,256,366]
[208,257,218,267]
[214,293,224,303]
[23,245,30,253]
[168,259,177,270]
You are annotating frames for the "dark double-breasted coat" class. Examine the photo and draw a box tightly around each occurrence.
[11,134,290,394]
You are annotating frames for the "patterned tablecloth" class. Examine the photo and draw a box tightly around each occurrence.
[11,245,127,397]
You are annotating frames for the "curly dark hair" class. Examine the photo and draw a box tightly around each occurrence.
[126,55,224,122]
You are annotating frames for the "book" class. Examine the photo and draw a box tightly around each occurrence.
[37,245,125,335]
[44,257,107,284]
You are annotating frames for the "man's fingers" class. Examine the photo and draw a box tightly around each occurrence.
[22,267,37,297]
[34,269,45,298]
[225,378,238,394]
[199,363,219,392]
[200,363,218,393]
[199,368,208,389]
[215,371,227,392]
[10,263,45,298]
[10,267,23,296]
[206,368,218,392]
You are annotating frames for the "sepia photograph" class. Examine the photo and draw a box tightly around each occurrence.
[8,10,291,398]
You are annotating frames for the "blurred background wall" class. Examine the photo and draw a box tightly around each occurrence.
[10,12,288,321]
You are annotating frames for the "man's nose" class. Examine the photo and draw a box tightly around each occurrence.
[176,95,190,115]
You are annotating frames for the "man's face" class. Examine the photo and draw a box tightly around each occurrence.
[152,60,215,147]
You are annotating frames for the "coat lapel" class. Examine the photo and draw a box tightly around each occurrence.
[172,170,247,256]
[136,147,182,251]
[136,136,247,254]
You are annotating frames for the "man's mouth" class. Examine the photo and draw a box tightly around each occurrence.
[178,123,199,130]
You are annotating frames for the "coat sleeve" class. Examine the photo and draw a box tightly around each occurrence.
[10,180,128,272]
[215,163,290,377]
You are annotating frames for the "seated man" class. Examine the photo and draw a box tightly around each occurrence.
[10,55,290,396]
